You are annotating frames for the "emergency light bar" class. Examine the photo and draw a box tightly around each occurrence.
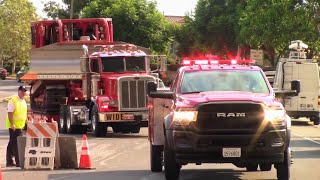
[182,59,255,66]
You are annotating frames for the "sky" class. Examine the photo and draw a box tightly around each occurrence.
[29,0,198,18]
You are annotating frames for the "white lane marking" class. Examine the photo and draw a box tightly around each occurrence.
[49,174,77,180]
[292,132,320,145]
[98,153,122,166]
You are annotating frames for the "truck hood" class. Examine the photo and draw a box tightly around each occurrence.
[176,91,278,108]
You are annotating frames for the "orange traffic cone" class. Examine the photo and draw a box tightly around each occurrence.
[0,166,2,180]
[78,134,95,169]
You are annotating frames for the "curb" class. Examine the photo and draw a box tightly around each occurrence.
[6,77,16,80]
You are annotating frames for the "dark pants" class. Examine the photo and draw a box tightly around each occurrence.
[6,128,22,166]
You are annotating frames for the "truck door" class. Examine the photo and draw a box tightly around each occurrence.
[149,97,172,146]
[297,63,319,112]
[283,62,299,111]
[284,63,319,112]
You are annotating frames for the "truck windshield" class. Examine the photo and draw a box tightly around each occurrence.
[101,57,146,72]
[180,70,269,94]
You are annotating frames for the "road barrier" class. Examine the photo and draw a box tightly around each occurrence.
[24,122,58,170]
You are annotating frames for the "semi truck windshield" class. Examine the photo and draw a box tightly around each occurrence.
[101,57,146,72]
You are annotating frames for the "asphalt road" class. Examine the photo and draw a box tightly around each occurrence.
[0,79,320,180]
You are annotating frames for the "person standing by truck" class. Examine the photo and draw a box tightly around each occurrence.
[5,86,28,167]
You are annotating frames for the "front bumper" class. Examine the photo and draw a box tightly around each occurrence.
[98,111,148,123]
[168,129,287,164]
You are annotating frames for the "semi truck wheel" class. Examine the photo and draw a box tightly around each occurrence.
[276,148,291,180]
[91,106,105,137]
[164,138,181,180]
[313,117,320,125]
[112,126,122,133]
[150,144,163,172]
[66,106,74,134]
[259,163,272,171]
[130,125,141,133]
[59,105,67,133]
[246,163,258,171]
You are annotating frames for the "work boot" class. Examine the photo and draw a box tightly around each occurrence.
[6,162,16,167]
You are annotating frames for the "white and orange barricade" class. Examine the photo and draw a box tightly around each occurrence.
[24,121,58,170]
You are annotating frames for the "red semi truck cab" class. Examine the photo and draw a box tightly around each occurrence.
[23,18,166,137]
[147,59,300,180]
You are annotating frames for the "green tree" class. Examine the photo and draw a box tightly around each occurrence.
[175,0,247,57]
[239,0,320,66]
[82,0,174,53]
[0,0,38,73]
[174,15,198,56]
[43,0,91,19]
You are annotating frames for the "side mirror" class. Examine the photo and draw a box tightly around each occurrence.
[291,80,300,94]
[147,81,174,99]
[274,80,300,99]
[147,81,157,96]
[166,80,173,87]
[80,57,89,73]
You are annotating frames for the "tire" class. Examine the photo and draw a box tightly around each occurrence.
[130,125,141,133]
[313,117,320,125]
[164,138,181,180]
[150,145,163,172]
[276,148,291,180]
[91,106,105,137]
[121,126,131,134]
[59,105,67,133]
[246,163,258,171]
[66,106,74,134]
[259,163,272,171]
[112,126,122,133]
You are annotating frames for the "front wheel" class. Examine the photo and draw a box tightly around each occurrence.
[259,163,272,171]
[59,105,67,133]
[246,163,258,171]
[313,117,320,125]
[150,145,163,172]
[91,106,105,137]
[66,106,75,134]
[276,148,291,180]
[164,139,181,180]
[130,124,141,133]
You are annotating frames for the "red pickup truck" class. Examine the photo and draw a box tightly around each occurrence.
[147,59,300,180]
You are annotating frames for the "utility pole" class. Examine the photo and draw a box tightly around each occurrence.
[70,0,74,19]
[70,0,74,40]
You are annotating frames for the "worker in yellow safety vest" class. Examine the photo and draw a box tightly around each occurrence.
[6,86,28,167]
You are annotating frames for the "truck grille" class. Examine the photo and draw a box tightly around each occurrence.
[119,77,154,110]
[196,103,264,131]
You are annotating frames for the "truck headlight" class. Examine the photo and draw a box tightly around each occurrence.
[173,109,198,126]
[264,109,286,126]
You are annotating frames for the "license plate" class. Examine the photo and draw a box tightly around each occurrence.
[223,148,241,157]
[105,113,134,120]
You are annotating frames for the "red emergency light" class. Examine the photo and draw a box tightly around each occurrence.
[181,59,255,66]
